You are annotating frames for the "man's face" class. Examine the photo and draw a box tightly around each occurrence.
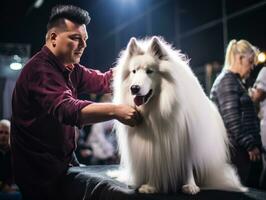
[54,19,88,65]
[0,125,10,148]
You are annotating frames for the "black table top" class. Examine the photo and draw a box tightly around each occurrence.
[61,165,266,200]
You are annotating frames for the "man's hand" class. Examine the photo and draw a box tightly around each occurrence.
[114,104,142,127]
[80,102,142,126]
[248,147,261,161]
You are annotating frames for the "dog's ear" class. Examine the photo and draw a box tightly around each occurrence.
[149,36,167,60]
[127,37,143,57]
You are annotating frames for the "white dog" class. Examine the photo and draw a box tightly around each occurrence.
[112,36,245,195]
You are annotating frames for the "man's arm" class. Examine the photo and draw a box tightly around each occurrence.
[29,64,142,128]
[80,103,142,127]
[76,65,113,94]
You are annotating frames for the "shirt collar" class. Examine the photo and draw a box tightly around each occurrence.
[41,46,75,74]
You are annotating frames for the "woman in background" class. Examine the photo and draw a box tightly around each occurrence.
[210,39,262,187]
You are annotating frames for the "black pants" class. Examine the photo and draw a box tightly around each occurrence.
[18,173,65,200]
[230,147,262,188]
[19,182,62,200]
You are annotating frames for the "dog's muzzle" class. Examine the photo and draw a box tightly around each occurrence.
[133,89,153,106]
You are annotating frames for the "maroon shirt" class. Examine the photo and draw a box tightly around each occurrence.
[11,46,112,196]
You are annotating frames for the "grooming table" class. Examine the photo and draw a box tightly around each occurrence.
[61,165,265,200]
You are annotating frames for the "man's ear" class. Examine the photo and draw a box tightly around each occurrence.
[148,36,167,60]
[50,32,57,40]
[50,32,57,47]
[127,37,143,57]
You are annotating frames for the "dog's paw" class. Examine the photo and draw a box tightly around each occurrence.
[182,184,200,195]
[240,186,248,192]
[138,184,158,193]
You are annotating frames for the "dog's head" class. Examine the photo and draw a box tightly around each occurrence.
[122,36,168,107]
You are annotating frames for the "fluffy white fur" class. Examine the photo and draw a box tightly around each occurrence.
[112,36,246,194]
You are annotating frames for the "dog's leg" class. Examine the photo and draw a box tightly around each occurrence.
[138,184,158,194]
[182,162,200,195]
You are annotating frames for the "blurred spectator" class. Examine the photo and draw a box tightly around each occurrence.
[0,119,21,200]
[210,39,262,187]
[86,120,118,165]
[75,128,93,165]
[79,94,118,165]
[250,66,266,188]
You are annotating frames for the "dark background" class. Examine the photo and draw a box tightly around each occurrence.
[0,0,265,70]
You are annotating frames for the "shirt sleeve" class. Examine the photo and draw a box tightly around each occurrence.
[216,76,257,150]
[76,65,113,95]
[28,66,91,128]
[254,67,266,91]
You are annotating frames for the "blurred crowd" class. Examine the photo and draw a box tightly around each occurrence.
[75,94,119,166]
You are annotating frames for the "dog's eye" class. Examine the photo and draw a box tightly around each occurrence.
[132,69,136,74]
[146,69,154,74]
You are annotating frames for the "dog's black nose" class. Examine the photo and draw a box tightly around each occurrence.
[130,85,140,95]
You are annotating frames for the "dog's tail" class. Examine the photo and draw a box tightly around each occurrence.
[200,163,248,192]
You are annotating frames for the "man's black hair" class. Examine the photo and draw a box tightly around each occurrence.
[47,5,91,31]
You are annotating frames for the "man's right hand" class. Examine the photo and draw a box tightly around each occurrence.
[80,102,142,127]
[114,104,142,127]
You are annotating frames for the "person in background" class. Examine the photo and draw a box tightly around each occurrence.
[76,94,118,165]
[85,94,118,165]
[0,119,21,200]
[11,4,141,200]
[75,126,95,165]
[250,66,266,188]
[210,39,262,187]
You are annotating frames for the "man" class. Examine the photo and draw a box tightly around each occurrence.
[11,5,141,200]
[0,119,21,200]
[0,119,12,192]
